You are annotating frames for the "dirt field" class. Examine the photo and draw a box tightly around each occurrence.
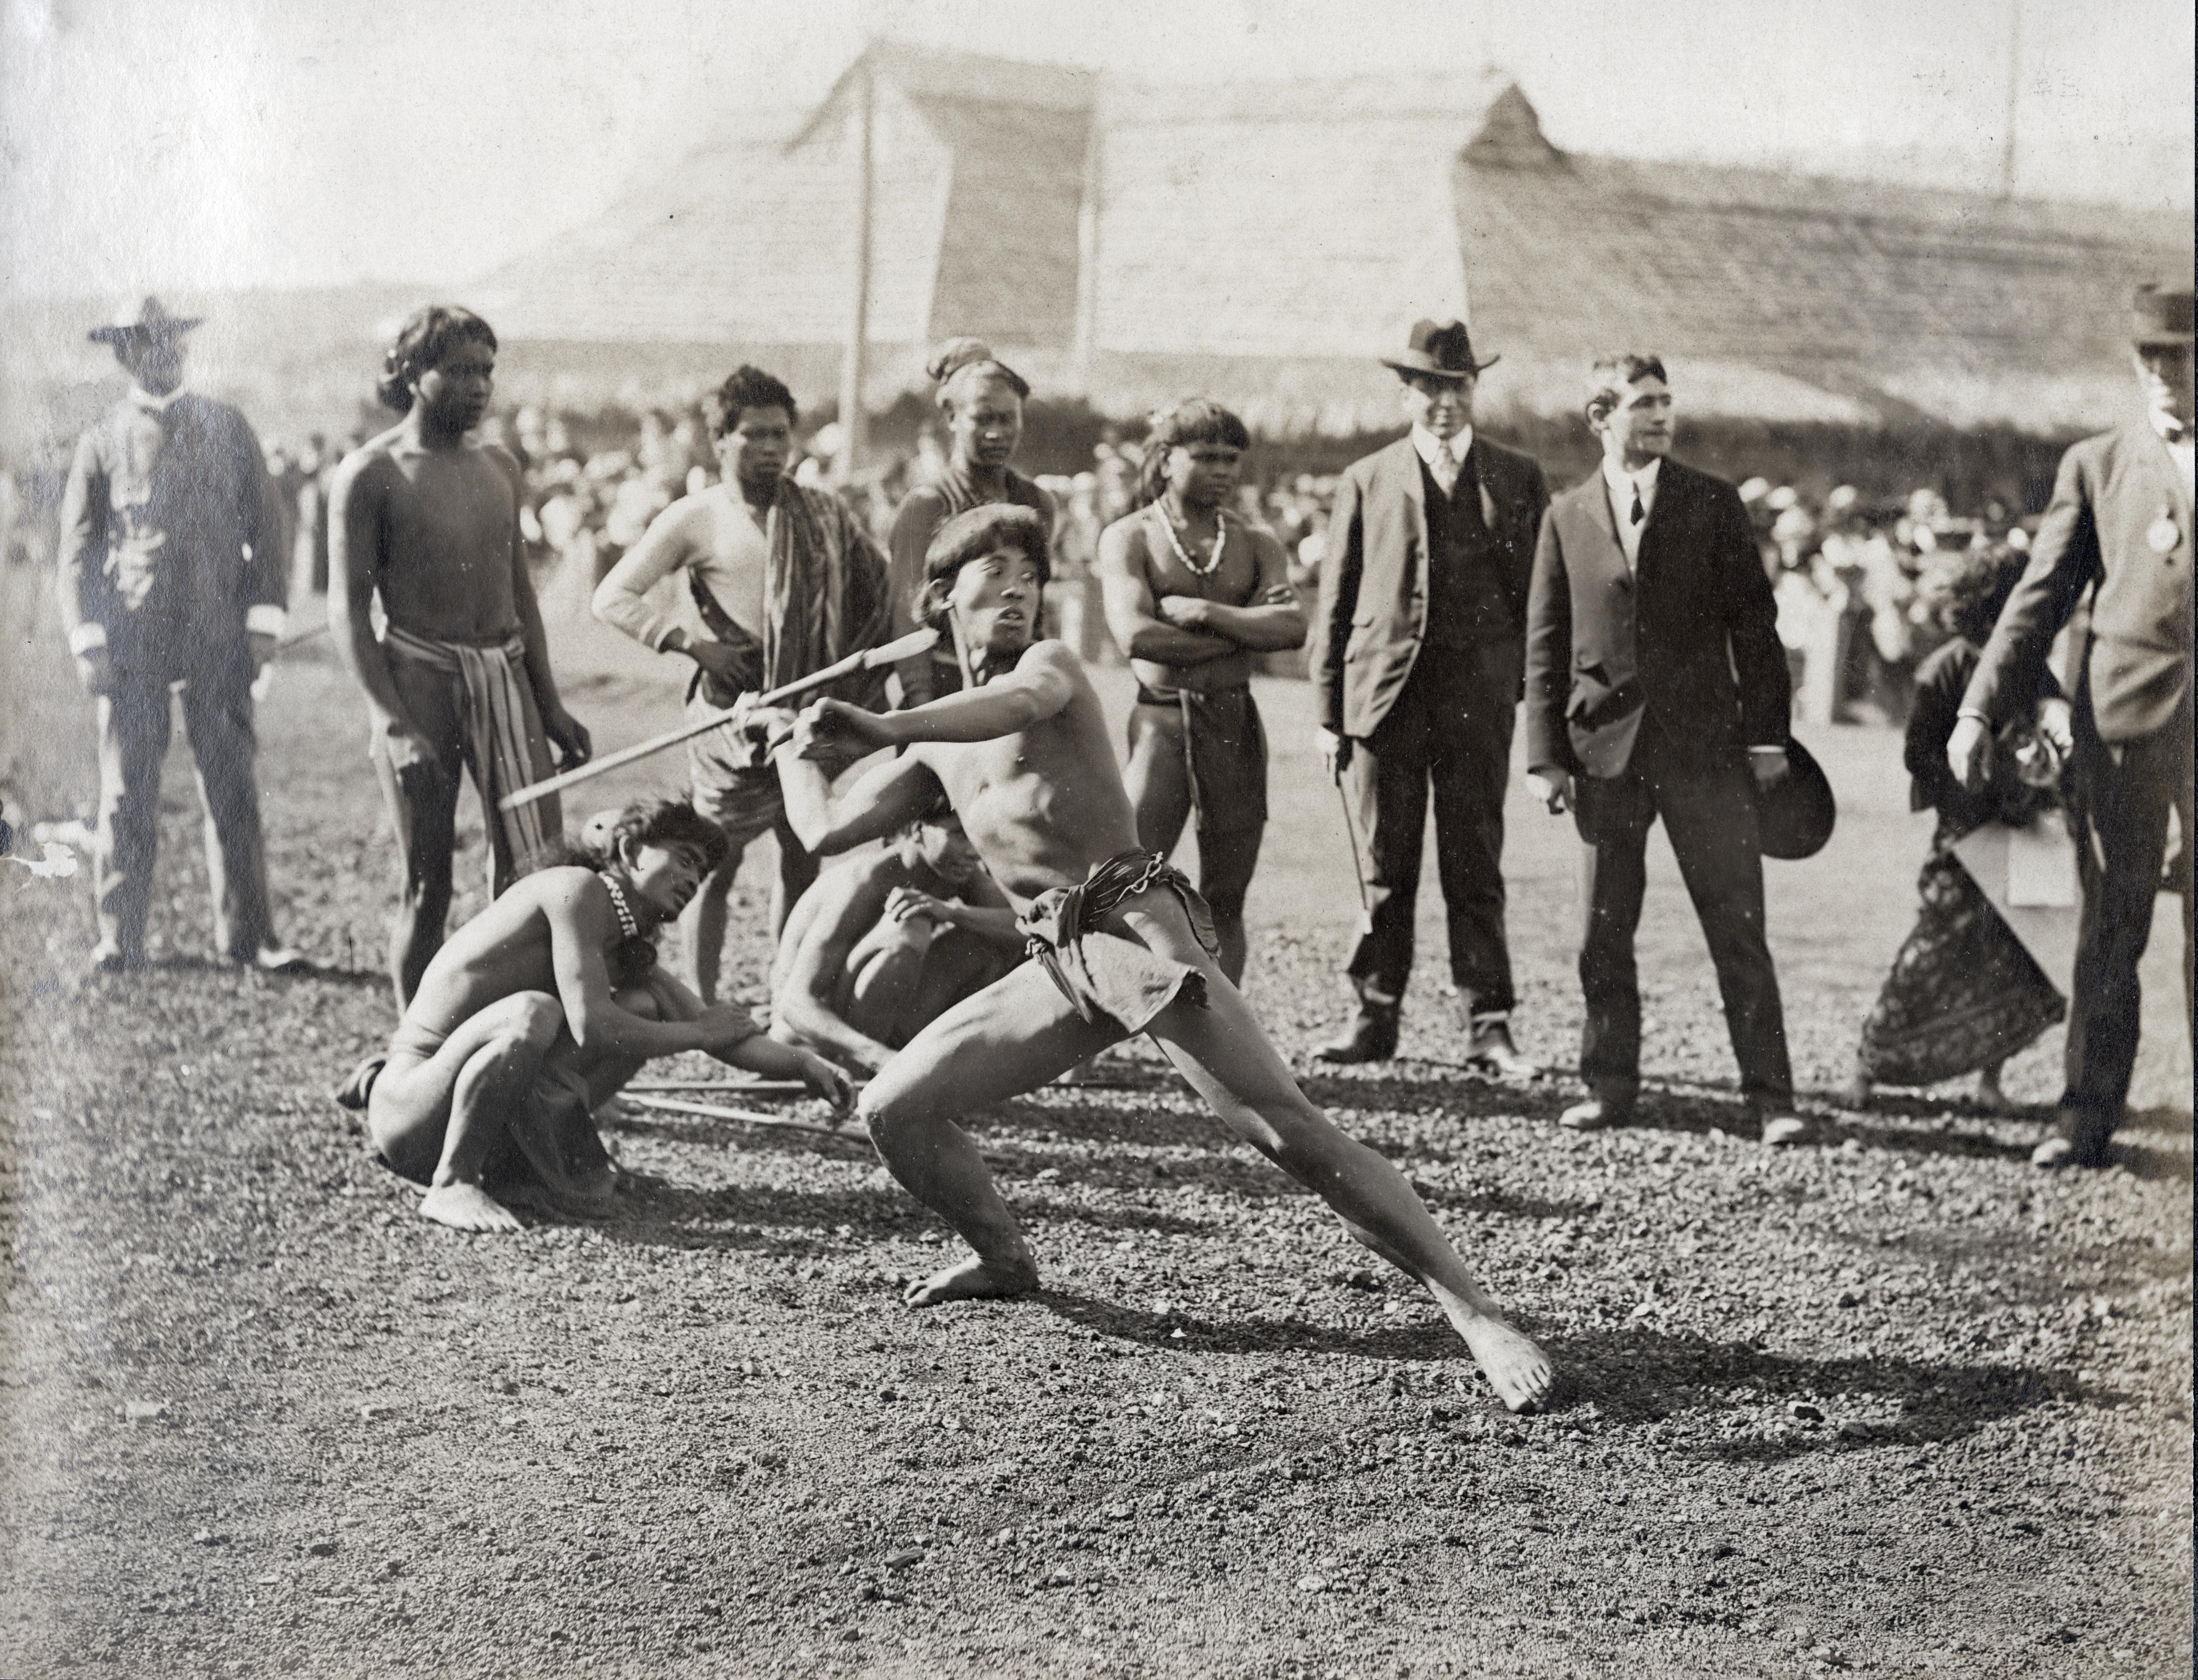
[2,572,2191,1680]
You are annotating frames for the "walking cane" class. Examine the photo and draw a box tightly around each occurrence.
[496,627,939,814]
[1330,740,1372,918]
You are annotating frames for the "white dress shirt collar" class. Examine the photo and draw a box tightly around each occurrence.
[129,385,184,414]
[1412,424,1473,473]
[1601,456,1662,567]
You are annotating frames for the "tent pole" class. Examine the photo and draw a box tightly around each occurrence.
[838,46,874,481]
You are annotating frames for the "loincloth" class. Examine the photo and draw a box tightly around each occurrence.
[1016,850,1221,1036]
[1133,682,1268,834]
[380,623,559,877]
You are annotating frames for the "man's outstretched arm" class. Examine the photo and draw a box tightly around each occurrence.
[772,736,946,858]
[811,641,1079,748]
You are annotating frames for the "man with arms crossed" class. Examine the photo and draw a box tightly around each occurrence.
[331,305,593,1008]
[365,797,849,1232]
[1951,284,2194,1169]
[1523,355,1805,1145]
[1099,399,1304,983]
[770,504,1554,1413]
[1313,321,1548,1073]
[594,365,892,999]
[768,804,1023,1077]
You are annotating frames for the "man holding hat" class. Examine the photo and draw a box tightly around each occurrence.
[1953,283,2195,1169]
[1522,353,1805,1145]
[57,297,297,974]
[1311,319,1549,1071]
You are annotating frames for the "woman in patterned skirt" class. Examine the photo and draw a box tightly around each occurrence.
[1849,544,2067,1109]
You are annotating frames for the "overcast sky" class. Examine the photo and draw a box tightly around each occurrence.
[4,0,2191,298]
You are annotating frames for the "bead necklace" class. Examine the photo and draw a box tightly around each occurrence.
[1150,498,1228,578]
[597,871,640,941]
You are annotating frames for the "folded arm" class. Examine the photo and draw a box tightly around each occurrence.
[1097,520,1233,664]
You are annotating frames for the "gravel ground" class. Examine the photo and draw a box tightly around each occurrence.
[2,589,2190,1679]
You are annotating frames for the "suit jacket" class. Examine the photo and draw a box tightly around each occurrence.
[57,392,284,671]
[1313,433,1550,736]
[1524,457,1790,779]
[1963,416,2193,743]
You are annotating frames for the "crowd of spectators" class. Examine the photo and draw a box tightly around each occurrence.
[1,402,2038,729]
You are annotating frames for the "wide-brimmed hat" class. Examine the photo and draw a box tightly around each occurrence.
[1379,318,1499,382]
[88,295,202,346]
[2131,284,2193,348]
[1755,738,1837,861]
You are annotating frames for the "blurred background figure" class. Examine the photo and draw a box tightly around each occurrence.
[1850,544,2068,1112]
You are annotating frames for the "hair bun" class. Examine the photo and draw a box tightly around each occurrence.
[926,337,997,385]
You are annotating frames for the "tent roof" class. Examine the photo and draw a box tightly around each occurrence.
[475,43,2190,436]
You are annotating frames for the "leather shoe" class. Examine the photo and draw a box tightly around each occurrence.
[236,942,307,974]
[1463,1015,1539,1078]
[88,942,142,975]
[1754,1109,1811,1147]
[2032,1109,2111,1169]
[1558,1094,1633,1131]
[1315,1007,1399,1064]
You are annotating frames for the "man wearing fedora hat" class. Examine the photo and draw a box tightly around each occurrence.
[1953,283,2195,1169]
[1311,319,1549,1071]
[57,296,298,974]
[1523,354,1806,1145]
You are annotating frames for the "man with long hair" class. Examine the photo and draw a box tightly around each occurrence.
[1097,399,1304,982]
[885,340,1055,707]
[592,365,893,998]
[330,304,593,1008]
[356,796,849,1234]
[763,504,1554,1414]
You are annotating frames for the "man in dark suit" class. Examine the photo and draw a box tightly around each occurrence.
[1311,320,1549,1071]
[57,297,298,975]
[1522,354,1804,1144]
[1953,284,2194,1169]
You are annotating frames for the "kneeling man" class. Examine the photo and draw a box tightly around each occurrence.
[772,504,1553,1413]
[769,803,1024,1076]
[359,798,851,1232]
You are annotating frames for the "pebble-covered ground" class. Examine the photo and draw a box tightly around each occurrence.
[2,587,2190,1679]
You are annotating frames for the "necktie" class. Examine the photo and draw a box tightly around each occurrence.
[1629,486,1646,526]
[1431,440,1460,498]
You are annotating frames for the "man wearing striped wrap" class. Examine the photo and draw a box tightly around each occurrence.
[331,305,593,1008]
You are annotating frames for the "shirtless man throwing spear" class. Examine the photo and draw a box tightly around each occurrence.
[771,504,1554,1412]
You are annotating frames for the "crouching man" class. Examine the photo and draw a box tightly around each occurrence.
[769,802,1024,1076]
[347,798,851,1232]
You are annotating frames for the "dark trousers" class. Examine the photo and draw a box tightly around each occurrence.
[94,657,273,962]
[2064,699,2195,1133]
[1571,739,1792,1106]
[1341,641,1519,1018]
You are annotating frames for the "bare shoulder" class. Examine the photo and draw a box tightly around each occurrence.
[1095,509,1151,572]
[1239,519,1288,568]
[474,439,525,492]
[529,864,610,920]
[331,429,405,497]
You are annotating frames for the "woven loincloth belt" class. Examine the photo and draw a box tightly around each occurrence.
[1016,849,1221,1035]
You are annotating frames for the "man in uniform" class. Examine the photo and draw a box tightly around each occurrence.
[58,296,299,974]
[1312,320,1548,1071]
[1953,284,2195,1169]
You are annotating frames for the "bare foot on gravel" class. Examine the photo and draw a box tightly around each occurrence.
[1457,1316,1557,1413]
[903,1252,1038,1307]
[421,1182,524,1234]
